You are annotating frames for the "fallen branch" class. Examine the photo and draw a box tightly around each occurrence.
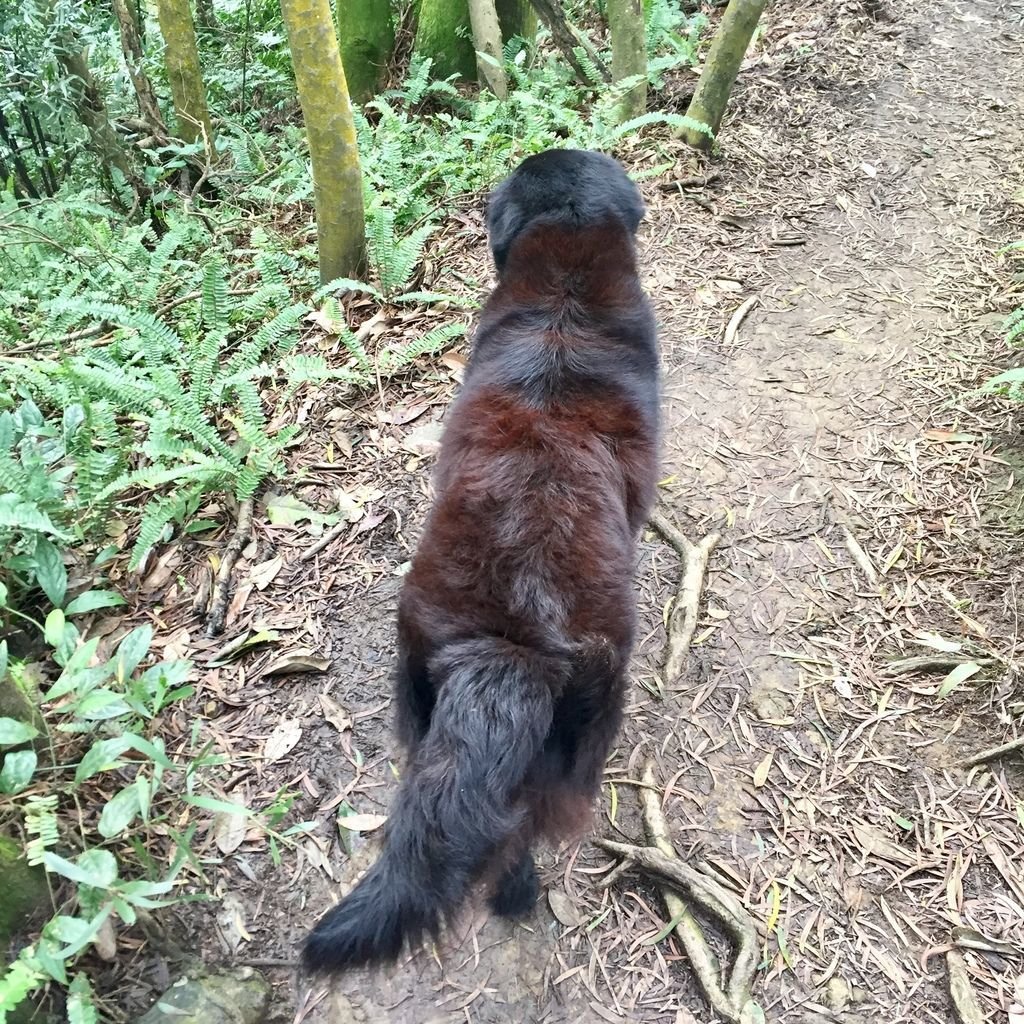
[205,498,254,637]
[722,295,758,346]
[596,762,758,1023]
[960,733,1024,770]
[300,518,350,562]
[883,655,995,677]
[649,510,720,689]
[658,171,720,192]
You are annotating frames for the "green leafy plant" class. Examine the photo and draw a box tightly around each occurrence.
[977,241,1024,402]
[0,622,202,1020]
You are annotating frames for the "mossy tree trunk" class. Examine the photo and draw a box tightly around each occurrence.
[679,0,765,151]
[607,0,646,121]
[414,0,476,80]
[337,1,396,103]
[55,47,150,203]
[112,0,169,144]
[468,0,508,98]
[280,0,367,284]
[495,0,536,42]
[156,0,217,158]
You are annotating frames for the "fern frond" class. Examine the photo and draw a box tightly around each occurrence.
[200,257,229,333]
[25,793,60,865]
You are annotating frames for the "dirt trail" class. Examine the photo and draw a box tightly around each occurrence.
[154,2,1024,1023]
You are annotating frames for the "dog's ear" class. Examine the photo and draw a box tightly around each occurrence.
[486,185,522,273]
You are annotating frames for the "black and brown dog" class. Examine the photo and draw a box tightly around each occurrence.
[304,149,660,972]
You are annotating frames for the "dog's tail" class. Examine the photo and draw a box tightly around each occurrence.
[302,638,568,972]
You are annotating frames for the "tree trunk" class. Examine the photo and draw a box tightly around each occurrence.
[156,0,217,158]
[528,0,611,83]
[679,0,764,151]
[112,0,169,144]
[194,0,217,30]
[607,0,646,121]
[280,0,366,284]
[414,0,476,80]
[336,0,396,103]
[56,47,150,204]
[495,0,537,42]
[468,0,508,98]
[0,109,41,200]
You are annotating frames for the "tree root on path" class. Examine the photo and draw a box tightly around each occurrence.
[649,510,720,690]
[596,764,760,1023]
[204,498,254,637]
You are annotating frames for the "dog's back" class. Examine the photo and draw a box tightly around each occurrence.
[304,150,660,974]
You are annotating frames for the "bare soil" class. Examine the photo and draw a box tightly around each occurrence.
[105,0,1024,1021]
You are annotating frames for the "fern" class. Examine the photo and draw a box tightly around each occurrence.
[200,257,229,333]
[24,793,60,865]
[380,323,466,374]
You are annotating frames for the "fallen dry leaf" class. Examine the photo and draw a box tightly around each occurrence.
[262,650,331,677]
[547,889,582,928]
[214,807,249,855]
[264,719,303,761]
[319,694,352,732]
[338,812,387,833]
[249,555,284,591]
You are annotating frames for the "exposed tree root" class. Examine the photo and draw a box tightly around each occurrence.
[204,498,254,637]
[596,764,759,1023]
[649,510,720,689]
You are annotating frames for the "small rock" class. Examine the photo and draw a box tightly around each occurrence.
[138,968,269,1024]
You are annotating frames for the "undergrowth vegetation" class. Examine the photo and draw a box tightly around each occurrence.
[0,1,709,1017]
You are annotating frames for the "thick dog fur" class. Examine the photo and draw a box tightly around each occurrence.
[304,148,660,973]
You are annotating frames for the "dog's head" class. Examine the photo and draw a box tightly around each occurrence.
[485,149,645,273]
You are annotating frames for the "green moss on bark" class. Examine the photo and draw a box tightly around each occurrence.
[680,0,765,150]
[280,0,367,283]
[0,834,49,950]
[337,1,395,103]
[414,0,476,80]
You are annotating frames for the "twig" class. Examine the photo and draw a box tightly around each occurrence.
[658,171,721,192]
[596,763,758,1023]
[842,526,878,584]
[722,296,759,346]
[300,518,350,563]
[205,498,254,637]
[638,766,735,1018]
[960,734,1024,769]
[649,510,721,688]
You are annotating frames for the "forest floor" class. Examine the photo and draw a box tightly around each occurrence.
[104,0,1024,1021]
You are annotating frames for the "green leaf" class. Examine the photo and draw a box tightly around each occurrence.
[34,537,68,607]
[0,749,38,793]
[0,581,7,607]
[739,1001,767,1024]
[75,736,133,784]
[0,717,39,745]
[98,784,142,838]
[937,661,982,698]
[44,608,66,647]
[0,640,8,682]
[65,590,127,616]
[115,625,153,682]
[182,793,251,816]
[67,973,99,1024]
[76,849,119,888]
